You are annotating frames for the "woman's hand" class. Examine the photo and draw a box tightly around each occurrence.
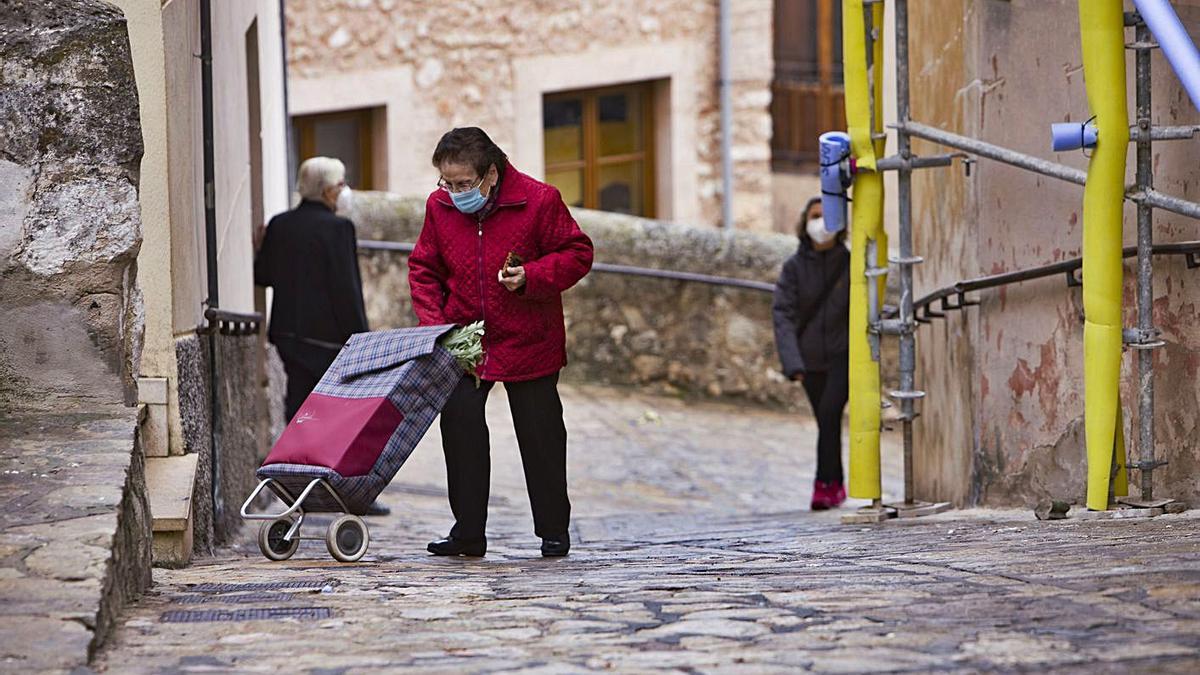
[498,265,526,292]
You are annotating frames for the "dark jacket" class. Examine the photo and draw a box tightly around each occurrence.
[408,162,594,382]
[772,236,850,377]
[255,200,369,374]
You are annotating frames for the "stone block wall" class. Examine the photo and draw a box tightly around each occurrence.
[284,0,775,231]
[351,191,804,408]
[0,2,152,666]
[175,333,269,555]
[0,0,144,408]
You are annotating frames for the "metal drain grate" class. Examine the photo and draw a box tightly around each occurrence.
[160,607,333,623]
[172,592,296,605]
[183,579,334,593]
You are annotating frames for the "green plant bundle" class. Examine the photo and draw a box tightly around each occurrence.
[439,321,485,385]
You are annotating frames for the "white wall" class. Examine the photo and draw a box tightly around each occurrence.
[213,0,290,314]
[118,0,289,452]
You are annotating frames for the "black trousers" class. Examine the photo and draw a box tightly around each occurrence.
[283,359,321,422]
[440,372,570,540]
[277,339,338,422]
[801,353,849,484]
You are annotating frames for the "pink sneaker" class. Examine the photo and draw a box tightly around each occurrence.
[811,480,847,511]
[830,481,846,508]
[811,480,834,510]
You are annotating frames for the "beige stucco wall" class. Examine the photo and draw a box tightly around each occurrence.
[910,0,1200,506]
[121,0,289,453]
[211,0,291,314]
[284,0,775,230]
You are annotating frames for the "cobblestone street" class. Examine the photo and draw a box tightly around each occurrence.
[97,386,1200,673]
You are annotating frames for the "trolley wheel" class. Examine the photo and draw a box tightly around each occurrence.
[326,514,369,562]
[258,518,300,561]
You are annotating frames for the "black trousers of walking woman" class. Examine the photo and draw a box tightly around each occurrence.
[439,372,570,541]
[801,353,849,484]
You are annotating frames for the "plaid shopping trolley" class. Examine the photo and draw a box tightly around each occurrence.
[241,325,462,562]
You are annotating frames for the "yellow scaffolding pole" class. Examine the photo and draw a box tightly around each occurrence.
[843,0,888,500]
[1078,0,1130,510]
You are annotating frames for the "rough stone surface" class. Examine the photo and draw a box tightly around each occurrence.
[352,191,805,409]
[909,1,1200,509]
[0,404,151,673]
[283,0,775,231]
[0,3,151,671]
[175,333,271,557]
[96,384,1200,672]
[0,0,144,407]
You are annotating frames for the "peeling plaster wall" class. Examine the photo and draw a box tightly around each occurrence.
[283,0,775,231]
[909,0,982,506]
[912,0,1200,507]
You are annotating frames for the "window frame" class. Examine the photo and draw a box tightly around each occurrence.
[292,107,377,190]
[771,0,846,172]
[543,82,657,218]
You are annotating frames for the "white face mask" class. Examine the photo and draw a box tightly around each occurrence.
[335,186,354,215]
[807,216,836,245]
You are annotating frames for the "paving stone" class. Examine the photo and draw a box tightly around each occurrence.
[93,385,1200,672]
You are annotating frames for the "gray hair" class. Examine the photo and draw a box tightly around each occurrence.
[297,156,346,201]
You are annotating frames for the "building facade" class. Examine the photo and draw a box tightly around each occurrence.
[284,0,788,231]
[113,0,290,560]
[907,0,1200,507]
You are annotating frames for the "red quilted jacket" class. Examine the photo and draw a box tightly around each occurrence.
[408,163,594,382]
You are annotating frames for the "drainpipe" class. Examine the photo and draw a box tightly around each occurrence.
[279,0,295,197]
[200,0,224,533]
[1132,0,1200,112]
[200,0,217,311]
[844,0,888,507]
[718,0,734,230]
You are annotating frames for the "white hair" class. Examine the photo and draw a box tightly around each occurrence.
[297,156,346,201]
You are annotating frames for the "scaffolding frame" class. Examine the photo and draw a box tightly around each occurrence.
[853,1,1200,518]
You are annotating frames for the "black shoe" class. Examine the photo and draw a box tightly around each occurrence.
[427,536,486,557]
[541,533,570,557]
[364,500,390,517]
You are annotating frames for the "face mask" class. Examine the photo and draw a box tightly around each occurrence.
[450,180,487,214]
[335,186,354,214]
[807,216,836,245]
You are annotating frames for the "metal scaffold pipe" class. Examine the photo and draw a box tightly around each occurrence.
[894,0,918,506]
[894,121,1200,221]
[1132,17,1161,502]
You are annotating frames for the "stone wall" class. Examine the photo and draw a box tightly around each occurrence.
[0,1,152,668]
[176,333,269,555]
[351,191,803,408]
[283,0,775,231]
[0,0,144,408]
[911,0,1200,507]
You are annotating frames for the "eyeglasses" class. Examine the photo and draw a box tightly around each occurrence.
[437,175,484,194]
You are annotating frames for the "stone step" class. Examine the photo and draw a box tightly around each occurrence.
[146,454,198,567]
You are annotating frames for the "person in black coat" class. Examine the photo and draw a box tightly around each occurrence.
[772,197,851,511]
[254,156,367,421]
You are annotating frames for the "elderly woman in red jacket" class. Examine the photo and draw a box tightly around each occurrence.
[409,127,593,558]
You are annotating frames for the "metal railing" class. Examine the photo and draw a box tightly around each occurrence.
[356,239,778,293]
[884,240,1200,324]
[202,307,263,336]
